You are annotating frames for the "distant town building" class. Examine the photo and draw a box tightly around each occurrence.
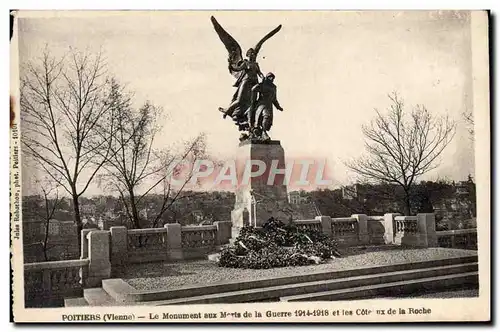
[342,184,360,200]
[80,204,96,215]
[288,191,310,205]
[191,210,204,223]
[23,219,79,262]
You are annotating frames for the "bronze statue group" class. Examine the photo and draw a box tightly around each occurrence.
[211,16,284,142]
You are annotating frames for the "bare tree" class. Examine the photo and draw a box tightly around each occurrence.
[23,173,64,261]
[20,48,114,241]
[97,79,208,229]
[346,93,456,215]
[38,179,63,261]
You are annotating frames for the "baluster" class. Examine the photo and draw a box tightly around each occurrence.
[181,232,187,247]
[60,269,67,287]
[66,269,72,287]
[129,234,134,248]
[195,231,202,247]
[187,231,193,247]
[188,231,194,247]
[200,231,205,246]
[51,271,59,291]
[209,230,214,246]
[71,268,78,287]
[64,269,71,287]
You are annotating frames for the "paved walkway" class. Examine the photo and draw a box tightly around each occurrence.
[119,246,477,291]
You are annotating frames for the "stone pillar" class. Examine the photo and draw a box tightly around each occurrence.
[110,226,128,266]
[315,216,332,238]
[87,231,111,287]
[383,213,400,245]
[231,140,291,227]
[165,223,183,261]
[417,213,438,247]
[80,229,92,259]
[352,214,369,245]
[214,221,232,245]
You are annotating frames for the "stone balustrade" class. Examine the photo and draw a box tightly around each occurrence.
[124,228,170,263]
[291,213,475,249]
[181,225,218,248]
[394,216,419,234]
[24,222,233,307]
[392,216,419,246]
[437,229,478,250]
[294,219,323,233]
[181,225,218,259]
[23,215,476,308]
[331,217,358,235]
[330,217,359,246]
[24,259,89,307]
[109,221,233,266]
[127,228,168,250]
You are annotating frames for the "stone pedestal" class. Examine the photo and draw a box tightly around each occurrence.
[352,214,370,245]
[87,231,111,287]
[417,213,438,247]
[383,213,400,245]
[109,226,127,267]
[165,223,183,261]
[231,140,291,228]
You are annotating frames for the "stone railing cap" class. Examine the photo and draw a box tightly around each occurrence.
[437,229,477,236]
[294,219,320,224]
[182,225,217,231]
[128,228,168,235]
[24,258,90,271]
[395,216,417,221]
[331,217,357,222]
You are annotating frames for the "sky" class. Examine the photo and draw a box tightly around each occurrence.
[16,10,475,195]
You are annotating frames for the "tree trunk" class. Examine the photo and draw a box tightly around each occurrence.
[71,191,83,254]
[403,187,411,216]
[128,188,141,229]
[43,219,50,261]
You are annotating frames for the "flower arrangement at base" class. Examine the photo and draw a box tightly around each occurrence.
[218,218,341,269]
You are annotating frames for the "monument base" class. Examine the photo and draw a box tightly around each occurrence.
[231,140,293,228]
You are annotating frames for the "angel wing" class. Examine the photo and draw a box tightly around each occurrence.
[211,16,243,78]
[253,24,282,58]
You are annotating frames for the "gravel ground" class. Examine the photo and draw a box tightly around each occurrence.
[122,246,476,291]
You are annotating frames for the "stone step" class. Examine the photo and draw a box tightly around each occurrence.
[142,262,477,305]
[102,255,477,303]
[281,271,478,302]
[64,297,88,307]
[84,288,119,306]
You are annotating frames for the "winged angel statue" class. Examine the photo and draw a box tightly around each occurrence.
[211,16,284,142]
